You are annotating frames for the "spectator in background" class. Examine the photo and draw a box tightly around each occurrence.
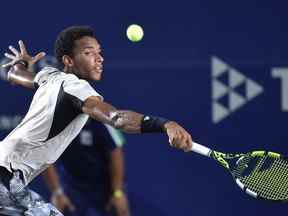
[43,120,130,216]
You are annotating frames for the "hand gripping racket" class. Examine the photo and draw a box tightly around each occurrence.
[190,142,288,201]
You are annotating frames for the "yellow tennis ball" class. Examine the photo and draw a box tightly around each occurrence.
[126,24,144,42]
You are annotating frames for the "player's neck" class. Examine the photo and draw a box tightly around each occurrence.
[63,67,83,80]
[63,66,76,75]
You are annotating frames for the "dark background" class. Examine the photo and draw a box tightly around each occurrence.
[0,0,287,215]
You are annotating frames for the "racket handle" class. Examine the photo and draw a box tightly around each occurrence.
[190,142,211,157]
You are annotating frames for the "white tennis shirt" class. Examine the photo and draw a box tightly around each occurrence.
[0,67,103,184]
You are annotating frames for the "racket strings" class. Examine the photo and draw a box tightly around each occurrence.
[239,156,288,200]
[232,156,251,178]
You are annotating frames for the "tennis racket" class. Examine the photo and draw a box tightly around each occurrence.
[190,142,288,202]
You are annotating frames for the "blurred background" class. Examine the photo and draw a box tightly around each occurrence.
[0,0,288,215]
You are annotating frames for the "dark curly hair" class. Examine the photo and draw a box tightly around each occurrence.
[54,26,95,67]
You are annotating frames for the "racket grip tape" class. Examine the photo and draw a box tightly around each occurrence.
[190,142,211,157]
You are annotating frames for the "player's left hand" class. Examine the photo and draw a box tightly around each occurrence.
[2,40,46,68]
[106,192,130,216]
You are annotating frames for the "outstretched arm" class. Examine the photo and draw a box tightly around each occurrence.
[82,96,193,151]
[2,40,45,89]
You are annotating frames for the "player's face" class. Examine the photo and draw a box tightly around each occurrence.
[71,36,104,81]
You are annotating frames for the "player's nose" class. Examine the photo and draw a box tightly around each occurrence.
[97,54,104,63]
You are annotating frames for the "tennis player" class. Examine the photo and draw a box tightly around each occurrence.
[0,25,193,215]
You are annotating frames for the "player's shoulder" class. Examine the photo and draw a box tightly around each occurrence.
[62,73,91,89]
[63,73,85,83]
[36,67,89,86]
[60,73,103,101]
[34,66,60,84]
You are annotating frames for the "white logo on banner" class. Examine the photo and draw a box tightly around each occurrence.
[0,115,22,130]
[212,56,264,123]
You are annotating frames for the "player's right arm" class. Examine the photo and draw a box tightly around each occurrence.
[82,96,193,152]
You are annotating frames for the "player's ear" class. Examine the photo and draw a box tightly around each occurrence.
[62,55,74,67]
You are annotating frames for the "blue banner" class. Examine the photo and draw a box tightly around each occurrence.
[0,0,288,215]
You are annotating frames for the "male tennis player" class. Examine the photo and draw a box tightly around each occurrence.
[0,26,193,215]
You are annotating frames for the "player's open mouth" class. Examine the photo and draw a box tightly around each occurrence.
[96,66,103,73]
